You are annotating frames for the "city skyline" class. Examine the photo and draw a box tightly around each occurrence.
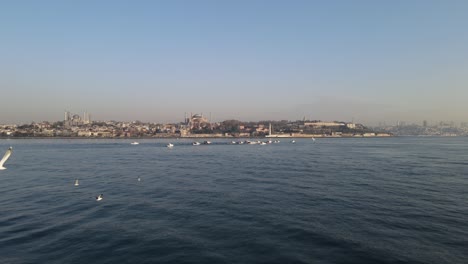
[1,108,466,129]
[1,1,467,125]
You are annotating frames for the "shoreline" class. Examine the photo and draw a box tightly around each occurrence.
[0,135,396,140]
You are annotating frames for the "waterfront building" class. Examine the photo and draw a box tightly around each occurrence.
[304,121,345,127]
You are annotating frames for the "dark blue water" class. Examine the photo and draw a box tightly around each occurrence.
[0,137,467,264]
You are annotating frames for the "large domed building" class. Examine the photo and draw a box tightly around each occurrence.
[187,113,210,130]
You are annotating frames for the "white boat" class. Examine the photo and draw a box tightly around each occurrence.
[167,143,174,148]
[131,142,139,145]
[74,179,79,186]
[260,142,267,145]
[192,142,201,146]
[96,194,103,201]
[203,141,211,145]
[291,140,296,144]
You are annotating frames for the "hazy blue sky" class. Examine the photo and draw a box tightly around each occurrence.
[1,0,467,125]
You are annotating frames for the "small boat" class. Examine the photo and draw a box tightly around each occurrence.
[260,142,267,145]
[203,141,211,145]
[96,194,103,201]
[131,142,139,145]
[192,142,201,146]
[291,140,296,144]
[167,143,174,148]
[74,179,79,186]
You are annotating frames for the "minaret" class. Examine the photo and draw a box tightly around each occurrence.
[269,123,272,136]
[64,111,71,128]
[209,112,213,129]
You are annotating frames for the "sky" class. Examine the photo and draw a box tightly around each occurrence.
[1,0,467,125]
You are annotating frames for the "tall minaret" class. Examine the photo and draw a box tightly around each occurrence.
[269,123,272,136]
[209,112,213,129]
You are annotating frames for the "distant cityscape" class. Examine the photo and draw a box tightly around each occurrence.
[1,111,467,138]
[373,120,468,137]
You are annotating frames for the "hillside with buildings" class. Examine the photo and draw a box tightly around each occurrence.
[1,112,390,138]
[373,121,468,136]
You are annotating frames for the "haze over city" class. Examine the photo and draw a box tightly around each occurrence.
[1,1,467,125]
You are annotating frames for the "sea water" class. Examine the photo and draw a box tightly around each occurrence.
[0,137,467,263]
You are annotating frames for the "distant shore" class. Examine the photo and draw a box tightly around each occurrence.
[0,134,394,140]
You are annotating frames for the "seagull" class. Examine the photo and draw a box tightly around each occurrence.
[74,179,79,186]
[0,146,13,170]
[96,194,103,201]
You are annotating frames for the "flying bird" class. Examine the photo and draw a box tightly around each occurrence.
[0,147,13,170]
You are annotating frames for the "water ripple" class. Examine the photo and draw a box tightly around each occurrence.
[0,137,467,263]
